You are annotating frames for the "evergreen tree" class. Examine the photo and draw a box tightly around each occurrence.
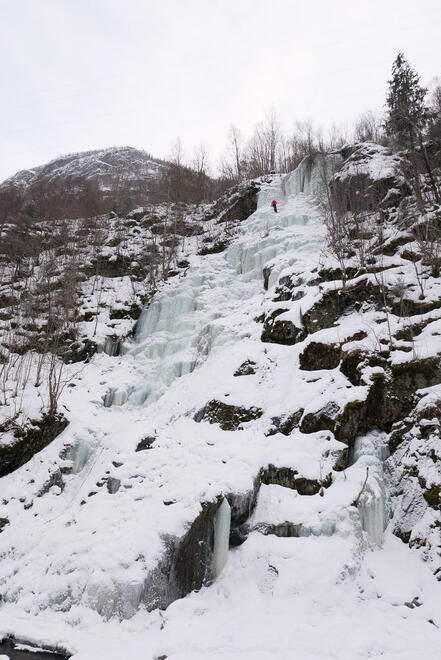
[384,53,436,210]
[385,52,430,147]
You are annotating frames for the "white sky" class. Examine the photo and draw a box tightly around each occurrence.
[1,0,440,181]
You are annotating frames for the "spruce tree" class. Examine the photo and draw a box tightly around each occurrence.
[385,52,433,210]
[385,52,430,147]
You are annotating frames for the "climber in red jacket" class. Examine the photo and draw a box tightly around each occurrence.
[271,199,278,213]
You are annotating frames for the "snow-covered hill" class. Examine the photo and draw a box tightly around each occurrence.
[0,152,440,659]
[0,145,219,219]
[0,146,165,194]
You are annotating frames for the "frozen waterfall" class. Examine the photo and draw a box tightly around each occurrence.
[122,156,341,408]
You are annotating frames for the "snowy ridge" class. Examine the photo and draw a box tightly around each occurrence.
[0,156,440,659]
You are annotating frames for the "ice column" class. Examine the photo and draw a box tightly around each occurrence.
[212,498,231,579]
[352,431,389,546]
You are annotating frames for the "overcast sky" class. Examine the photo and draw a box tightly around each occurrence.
[1,0,440,181]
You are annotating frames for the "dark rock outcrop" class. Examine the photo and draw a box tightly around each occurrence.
[135,436,156,451]
[334,355,441,444]
[330,143,410,213]
[194,400,263,431]
[141,498,223,612]
[234,360,257,376]
[302,279,382,335]
[266,410,304,436]
[261,309,306,345]
[299,341,342,371]
[260,464,332,496]
[0,637,69,660]
[301,402,340,435]
[0,414,68,478]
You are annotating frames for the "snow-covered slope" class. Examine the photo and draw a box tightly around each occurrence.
[0,155,440,659]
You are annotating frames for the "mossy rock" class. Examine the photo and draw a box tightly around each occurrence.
[388,419,413,453]
[395,319,430,341]
[317,266,360,283]
[340,349,366,385]
[334,398,368,441]
[423,485,441,508]
[391,356,441,400]
[88,255,131,278]
[336,355,441,444]
[299,341,342,371]
[390,297,441,317]
[194,400,263,431]
[303,279,382,334]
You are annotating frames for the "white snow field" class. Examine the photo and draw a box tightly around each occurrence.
[0,157,440,659]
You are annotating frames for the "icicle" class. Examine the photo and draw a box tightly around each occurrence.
[212,498,231,579]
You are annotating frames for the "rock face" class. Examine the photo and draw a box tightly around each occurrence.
[210,181,260,225]
[335,355,441,444]
[266,410,304,436]
[0,414,68,478]
[303,279,382,335]
[330,142,410,212]
[194,400,263,431]
[140,498,224,613]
